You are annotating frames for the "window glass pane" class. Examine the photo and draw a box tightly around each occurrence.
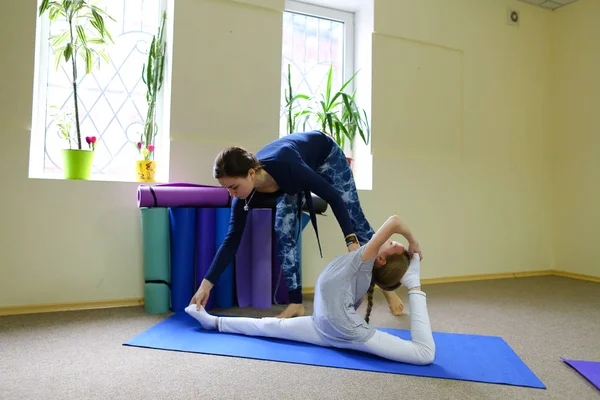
[43,0,162,176]
[280,10,345,135]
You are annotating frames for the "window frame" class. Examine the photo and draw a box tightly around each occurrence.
[283,0,355,99]
[28,0,173,183]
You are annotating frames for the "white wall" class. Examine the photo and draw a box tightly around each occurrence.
[2,0,591,309]
[0,0,284,307]
[550,0,600,277]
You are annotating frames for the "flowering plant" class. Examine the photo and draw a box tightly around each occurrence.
[85,136,97,151]
[137,142,155,160]
[137,11,167,162]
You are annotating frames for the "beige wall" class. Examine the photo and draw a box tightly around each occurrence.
[0,0,595,309]
[550,0,600,277]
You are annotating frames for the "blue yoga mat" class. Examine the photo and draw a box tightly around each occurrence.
[169,208,197,312]
[123,313,545,389]
[214,207,234,309]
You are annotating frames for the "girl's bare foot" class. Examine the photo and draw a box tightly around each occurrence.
[382,290,404,315]
[275,303,305,318]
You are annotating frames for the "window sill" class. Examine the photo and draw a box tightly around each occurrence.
[28,172,169,184]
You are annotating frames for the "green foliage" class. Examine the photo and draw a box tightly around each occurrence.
[283,64,370,151]
[283,63,310,135]
[38,0,115,150]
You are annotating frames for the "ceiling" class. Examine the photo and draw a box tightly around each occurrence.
[295,0,580,13]
[517,0,580,11]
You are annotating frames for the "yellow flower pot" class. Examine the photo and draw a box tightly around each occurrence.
[136,160,157,182]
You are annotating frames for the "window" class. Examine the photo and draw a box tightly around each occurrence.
[279,0,354,138]
[29,0,173,182]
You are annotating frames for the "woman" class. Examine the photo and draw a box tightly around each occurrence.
[185,215,435,366]
[190,131,408,318]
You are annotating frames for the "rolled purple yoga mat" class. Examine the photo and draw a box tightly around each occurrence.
[235,211,253,308]
[251,209,272,309]
[195,208,216,311]
[137,184,230,208]
[272,237,289,305]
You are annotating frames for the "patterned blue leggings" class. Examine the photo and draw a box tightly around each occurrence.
[274,142,375,303]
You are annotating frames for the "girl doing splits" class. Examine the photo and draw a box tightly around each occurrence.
[185,215,436,366]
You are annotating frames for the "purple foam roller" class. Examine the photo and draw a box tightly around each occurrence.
[195,208,216,310]
[137,183,230,208]
[251,209,272,309]
[235,211,253,308]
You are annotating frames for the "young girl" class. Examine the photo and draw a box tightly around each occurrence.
[185,215,435,366]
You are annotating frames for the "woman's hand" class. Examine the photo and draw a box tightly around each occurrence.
[408,240,423,260]
[189,279,214,310]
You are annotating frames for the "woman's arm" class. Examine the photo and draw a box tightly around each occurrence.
[191,198,248,308]
[361,215,418,261]
[203,198,248,284]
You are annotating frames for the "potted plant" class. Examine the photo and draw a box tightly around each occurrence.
[136,11,167,183]
[38,0,115,180]
[283,64,370,165]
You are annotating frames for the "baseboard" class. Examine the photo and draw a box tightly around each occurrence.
[302,287,315,295]
[551,270,600,283]
[2,270,597,316]
[0,298,144,316]
[420,270,555,285]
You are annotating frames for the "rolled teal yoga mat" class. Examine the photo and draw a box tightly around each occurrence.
[215,207,234,309]
[140,207,171,314]
[169,207,197,312]
[144,283,170,314]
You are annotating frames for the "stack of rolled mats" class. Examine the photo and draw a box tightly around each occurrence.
[138,183,327,314]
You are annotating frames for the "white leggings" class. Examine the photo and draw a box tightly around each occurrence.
[218,291,435,365]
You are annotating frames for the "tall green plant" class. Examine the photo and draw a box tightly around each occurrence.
[138,11,167,161]
[283,63,310,135]
[293,65,370,150]
[38,0,115,150]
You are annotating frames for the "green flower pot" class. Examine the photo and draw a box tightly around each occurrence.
[62,149,94,180]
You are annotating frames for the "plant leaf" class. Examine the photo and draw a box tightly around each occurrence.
[339,69,360,93]
[39,0,51,15]
[291,94,310,101]
[64,42,73,62]
[325,64,333,105]
[50,31,70,47]
[142,63,147,85]
[86,38,106,45]
[95,48,110,64]
[76,25,87,46]
[91,5,116,21]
